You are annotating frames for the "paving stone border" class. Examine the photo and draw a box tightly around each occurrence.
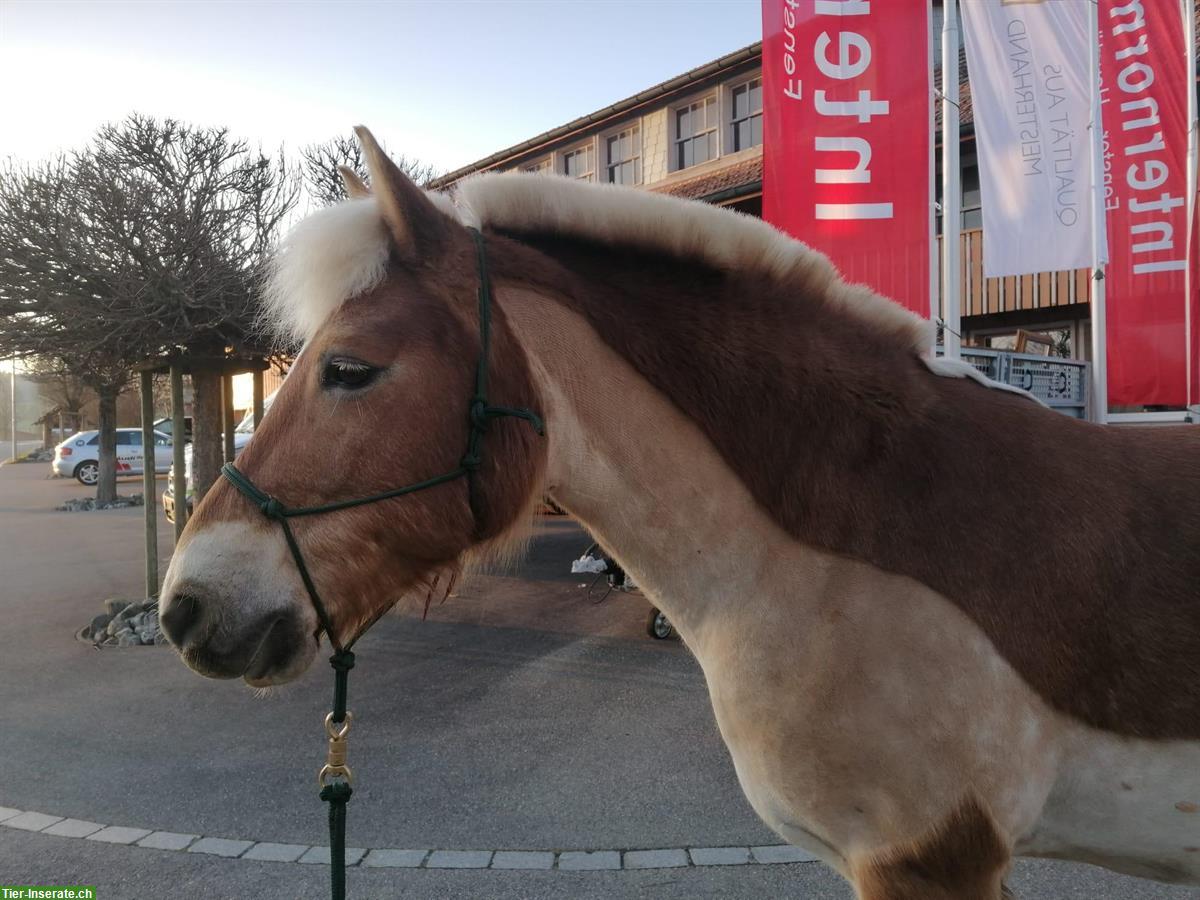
[0,803,821,872]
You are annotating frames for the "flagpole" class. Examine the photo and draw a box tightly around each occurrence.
[1183,0,1197,411]
[9,358,16,462]
[1087,0,1108,423]
[928,0,938,351]
[941,0,962,359]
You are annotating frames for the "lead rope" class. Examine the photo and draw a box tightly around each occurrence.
[221,227,543,900]
[319,650,354,899]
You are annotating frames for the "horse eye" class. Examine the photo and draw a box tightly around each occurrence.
[321,357,377,390]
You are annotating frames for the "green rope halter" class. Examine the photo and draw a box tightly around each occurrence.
[221,227,543,900]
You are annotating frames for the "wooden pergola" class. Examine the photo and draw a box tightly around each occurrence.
[134,353,270,601]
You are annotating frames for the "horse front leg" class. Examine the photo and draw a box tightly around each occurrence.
[850,796,1013,900]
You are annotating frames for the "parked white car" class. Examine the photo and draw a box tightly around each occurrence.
[52,428,174,485]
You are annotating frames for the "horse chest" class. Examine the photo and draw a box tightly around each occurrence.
[680,557,1065,865]
[685,563,1200,883]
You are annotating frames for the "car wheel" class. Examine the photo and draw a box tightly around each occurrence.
[646,607,675,640]
[74,461,100,486]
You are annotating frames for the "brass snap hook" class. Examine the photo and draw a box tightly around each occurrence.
[318,711,353,786]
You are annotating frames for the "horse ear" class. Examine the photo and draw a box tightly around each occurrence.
[338,165,370,199]
[353,126,451,259]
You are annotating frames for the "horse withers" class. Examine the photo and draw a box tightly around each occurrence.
[160,127,1200,899]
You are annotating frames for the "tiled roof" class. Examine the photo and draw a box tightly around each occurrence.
[649,155,762,201]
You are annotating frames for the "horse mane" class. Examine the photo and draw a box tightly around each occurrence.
[262,172,930,354]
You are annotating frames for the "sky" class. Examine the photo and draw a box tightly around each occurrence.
[0,0,762,174]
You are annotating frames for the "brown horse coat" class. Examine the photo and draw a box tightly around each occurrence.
[486,228,1200,740]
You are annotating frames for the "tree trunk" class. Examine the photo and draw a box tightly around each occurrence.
[190,369,224,504]
[42,420,52,449]
[96,386,118,504]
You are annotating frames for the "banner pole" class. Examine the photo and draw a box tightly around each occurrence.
[1087,0,1108,423]
[928,0,938,350]
[1182,0,1197,411]
[9,357,15,462]
[941,0,961,359]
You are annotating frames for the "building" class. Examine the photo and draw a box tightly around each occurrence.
[435,10,1199,378]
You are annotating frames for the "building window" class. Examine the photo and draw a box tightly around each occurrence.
[934,149,984,233]
[961,153,982,230]
[675,96,718,170]
[729,77,763,151]
[605,125,641,185]
[523,157,552,175]
[562,144,595,181]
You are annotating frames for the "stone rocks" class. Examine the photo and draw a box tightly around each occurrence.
[78,599,162,648]
[56,494,145,512]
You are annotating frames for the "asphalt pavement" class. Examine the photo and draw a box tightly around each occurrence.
[0,461,1194,899]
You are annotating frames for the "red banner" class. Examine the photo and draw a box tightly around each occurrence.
[1100,0,1193,407]
[762,0,931,317]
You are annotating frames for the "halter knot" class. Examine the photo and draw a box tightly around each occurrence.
[329,649,356,674]
[460,452,482,471]
[469,398,489,432]
[260,497,286,520]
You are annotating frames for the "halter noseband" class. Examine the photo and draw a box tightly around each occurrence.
[218,226,543,900]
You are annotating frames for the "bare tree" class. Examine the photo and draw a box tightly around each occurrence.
[0,156,146,498]
[0,115,298,501]
[301,134,440,206]
[25,357,93,435]
[81,116,298,498]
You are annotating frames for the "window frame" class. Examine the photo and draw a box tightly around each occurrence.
[670,90,720,173]
[602,121,643,186]
[521,157,553,175]
[558,139,597,182]
[726,74,764,154]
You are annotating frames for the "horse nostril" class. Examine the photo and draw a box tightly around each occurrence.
[160,591,206,649]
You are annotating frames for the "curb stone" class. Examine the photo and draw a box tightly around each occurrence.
[43,819,104,839]
[491,850,556,870]
[138,831,199,851]
[87,826,151,845]
[0,803,821,873]
[624,848,690,869]
[298,846,366,866]
[426,850,494,869]
[6,812,64,832]
[243,842,309,862]
[189,837,254,858]
[558,850,621,871]
[689,846,751,866]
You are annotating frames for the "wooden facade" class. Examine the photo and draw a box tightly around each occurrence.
[938,229,1092,321]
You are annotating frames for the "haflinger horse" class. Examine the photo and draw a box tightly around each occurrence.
[161,127,1200,899]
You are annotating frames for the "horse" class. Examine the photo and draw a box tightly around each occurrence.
[160,127,1200,899]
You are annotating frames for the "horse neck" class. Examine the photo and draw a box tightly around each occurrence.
[496,279,817,646]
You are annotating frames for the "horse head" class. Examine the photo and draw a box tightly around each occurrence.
[159,128,545,686]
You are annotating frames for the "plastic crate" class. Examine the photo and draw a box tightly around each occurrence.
[959,348,1004,382]
[1003,352,1089,418]
[935,346,1091,419]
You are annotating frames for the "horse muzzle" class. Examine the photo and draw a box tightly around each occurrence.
[160,521,319,686]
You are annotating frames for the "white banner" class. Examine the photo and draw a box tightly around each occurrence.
[961,0,1103,277]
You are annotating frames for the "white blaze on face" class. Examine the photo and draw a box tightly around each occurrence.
[161,521,318,683]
